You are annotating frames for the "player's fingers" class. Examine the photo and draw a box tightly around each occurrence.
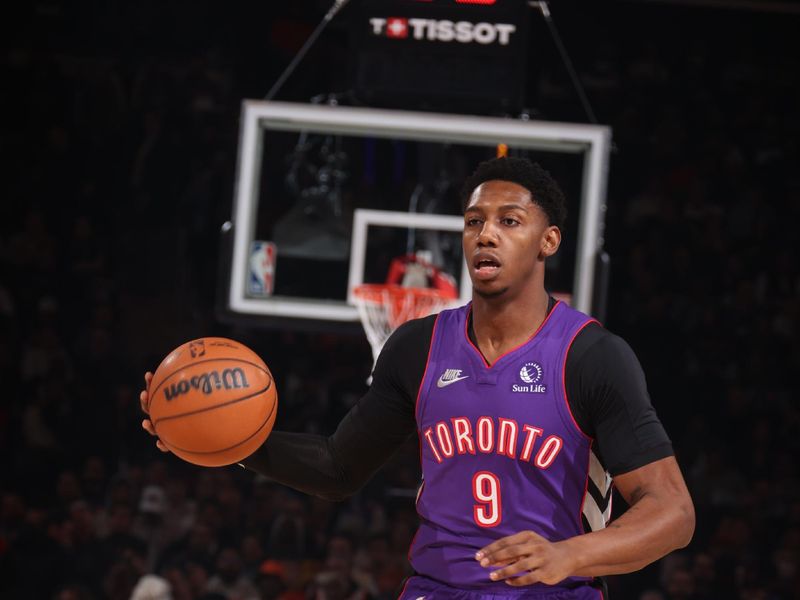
[503,569,541,587]
[476,531,541,563]
[142,419,157,436]
[141,420,170,453]
[475,532,522,559]
[478,544,528,567]
[140,372,154,413]
[487,557,535,582]
[141,379,168,455]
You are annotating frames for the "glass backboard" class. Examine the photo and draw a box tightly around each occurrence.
[225,101,611,325]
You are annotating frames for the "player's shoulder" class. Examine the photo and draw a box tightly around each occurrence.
[569,321,639,366]
[382,313,437,357]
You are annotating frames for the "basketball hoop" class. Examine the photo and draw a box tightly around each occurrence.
[353,283,454,368]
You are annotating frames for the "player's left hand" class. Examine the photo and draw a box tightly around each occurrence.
[475,530,575,586]
[140,371,169,453]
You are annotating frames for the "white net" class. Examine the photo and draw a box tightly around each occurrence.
[353,284,453,368]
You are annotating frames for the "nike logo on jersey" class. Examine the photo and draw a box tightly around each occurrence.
[437,368,469,387]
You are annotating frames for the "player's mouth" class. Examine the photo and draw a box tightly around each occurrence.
[472,253,502,280]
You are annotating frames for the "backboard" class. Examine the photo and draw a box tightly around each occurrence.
[224,101,611,326]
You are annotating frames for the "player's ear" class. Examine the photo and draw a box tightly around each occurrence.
[540,226,561,258]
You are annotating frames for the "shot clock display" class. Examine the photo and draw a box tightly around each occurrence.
[352,0,529,113]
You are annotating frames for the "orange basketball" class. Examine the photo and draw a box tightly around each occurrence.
[147,337,277,467]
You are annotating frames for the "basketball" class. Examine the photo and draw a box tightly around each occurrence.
[147,337,277,467]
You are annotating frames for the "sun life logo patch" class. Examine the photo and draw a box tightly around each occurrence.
[512,362,546,394]
[519,362,542,384]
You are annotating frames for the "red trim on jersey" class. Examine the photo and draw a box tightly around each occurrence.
[415,428,425,486]
[407,499,422,565]
[396,575,411,600]
[464,301,562,368]
[562,318,598,534]
[596,584,605,599]
[579,443,592,533]
[409,430,425,566]
[415,313,440,423]
[410,314,439,570]
[561,319,599,442]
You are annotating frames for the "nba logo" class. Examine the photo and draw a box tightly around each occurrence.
[249,241,276,297]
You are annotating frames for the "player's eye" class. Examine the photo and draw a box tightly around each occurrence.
[501,217,520,226]
[465,217,483,227]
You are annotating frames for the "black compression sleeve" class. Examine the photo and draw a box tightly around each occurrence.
[240,317,432,500]
[565,324,674,476]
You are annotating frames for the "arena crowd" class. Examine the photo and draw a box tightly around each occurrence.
[1,3,798,599]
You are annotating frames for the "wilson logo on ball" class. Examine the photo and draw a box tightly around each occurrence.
[163,368,250,401]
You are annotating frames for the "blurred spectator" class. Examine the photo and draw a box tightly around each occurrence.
[130,574,172,600]
[204,547,258,600]
[267,490,314,559]
[133,485,171,571]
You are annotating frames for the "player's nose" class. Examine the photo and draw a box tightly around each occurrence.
[477,221,499,246]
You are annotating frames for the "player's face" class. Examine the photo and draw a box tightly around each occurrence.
[463,180,560,299]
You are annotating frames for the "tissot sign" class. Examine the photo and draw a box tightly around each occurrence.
[354,0,529,112]
[368,17,517,45]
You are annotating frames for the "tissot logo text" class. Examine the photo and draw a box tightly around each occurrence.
[369,18,516,45]
[385,17,408,38]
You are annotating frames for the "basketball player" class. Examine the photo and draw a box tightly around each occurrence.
[141,157,695,598]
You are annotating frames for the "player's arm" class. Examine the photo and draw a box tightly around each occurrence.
[237,316,433,501]
[237,381,416,502]
[141,318,431,502]
[143,384,415,502]
[560,333,696,576]
[475,328,695,584]
[559,455,694,577]
[476,457,693,584]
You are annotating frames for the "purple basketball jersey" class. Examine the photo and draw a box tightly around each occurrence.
[410,301,598,591]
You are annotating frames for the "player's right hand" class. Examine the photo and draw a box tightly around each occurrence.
[140,371,170,453]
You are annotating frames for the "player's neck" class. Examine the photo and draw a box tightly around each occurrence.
[470,286,550,365]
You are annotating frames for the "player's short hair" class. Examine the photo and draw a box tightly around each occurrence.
[461,157,567,230]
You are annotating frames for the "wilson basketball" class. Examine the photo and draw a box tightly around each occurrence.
[147,337,277,467]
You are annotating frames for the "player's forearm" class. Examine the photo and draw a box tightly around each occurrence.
[240,431,358,501]
[241,385,415,501]
[562,479,695,576]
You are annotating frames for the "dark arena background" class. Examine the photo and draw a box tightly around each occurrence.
[1,1,799,599]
